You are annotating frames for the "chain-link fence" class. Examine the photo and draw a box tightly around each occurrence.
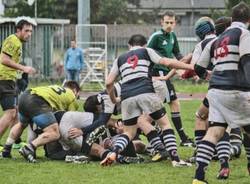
[0,22,198,89]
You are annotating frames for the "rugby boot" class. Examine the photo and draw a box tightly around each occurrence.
[192,179,208,184]
[100,152,117,166]
[19,145,37,163]
[217,167,230,179]
[151,149,169,162]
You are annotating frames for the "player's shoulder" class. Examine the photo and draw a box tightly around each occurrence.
[149,30,163,39]
[4,34,21,45]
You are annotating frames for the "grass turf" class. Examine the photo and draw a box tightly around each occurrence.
[0,100,249,184]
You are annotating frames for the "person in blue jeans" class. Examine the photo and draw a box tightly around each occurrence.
[64,40,84,83]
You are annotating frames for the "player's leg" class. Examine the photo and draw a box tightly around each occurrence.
[188,99,209,163]
[229,127,242,158]
[1,122,27,158]
[216,132,230,179]
[167,80,193,146]
[193,89,228,183]
[0,81,18,144]
[193,125,226,183]
[242,131,250,175]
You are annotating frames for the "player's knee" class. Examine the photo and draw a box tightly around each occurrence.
[195,110,208,120]
[206,127,225,142]
[5,109,17,121]
[170,99,180,109]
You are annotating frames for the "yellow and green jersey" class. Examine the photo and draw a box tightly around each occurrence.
[0,34,22,80]
[30,85,79,111]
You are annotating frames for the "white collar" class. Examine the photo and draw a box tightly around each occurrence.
[204,34,216,39]
[230,22,248,29]
[129,46,144,50]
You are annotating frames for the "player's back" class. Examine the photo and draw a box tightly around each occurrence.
[209,22,250,91]
[30,85,78,111]
[117,47,155,100]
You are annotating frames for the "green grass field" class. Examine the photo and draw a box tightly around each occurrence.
[0,82,249,184]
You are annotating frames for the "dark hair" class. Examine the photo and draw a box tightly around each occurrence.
[83,94,100,113]
[15,20,32,31]
[128,34,147,46]
[162,10,175,19]
[232,1,250,23]
[63,81,80,92]
[215,17,232,36]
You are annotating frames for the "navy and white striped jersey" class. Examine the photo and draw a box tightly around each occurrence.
[191,34,216,65]
[196,22,250,91]
[109,46,162,100]
[98,81,122,114]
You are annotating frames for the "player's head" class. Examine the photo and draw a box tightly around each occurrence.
[194,16,215,40]
[128,34,147,47]
[15,16,36,42]
[83,94,101,114]
[215,16,232,36]
[232,2,250,23]
[161,10,176,33]
[70,40,77,48]
[63,81,80,98]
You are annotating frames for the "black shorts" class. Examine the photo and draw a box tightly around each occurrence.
[18,90,56,128]
[202,97,209,108]
[165,80,177,103]
[0,80,17,110]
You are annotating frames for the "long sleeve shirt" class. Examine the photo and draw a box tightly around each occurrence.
[64,47,84,70]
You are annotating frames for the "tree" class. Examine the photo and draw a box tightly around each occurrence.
[4,0,77,23]
[3,0,141,24]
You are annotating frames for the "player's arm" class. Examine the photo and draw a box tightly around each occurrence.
[67,100,79,111]
[172,33,183,60]
[1,53,35,74]
[241,55,250,82]
[194,41,213,80]
[157,53,193,80]
[147,48,193,70]
[82,113,112,135]
[106,59,119,104]
[239,31,250,83]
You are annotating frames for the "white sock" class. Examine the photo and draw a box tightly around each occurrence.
[6,137,15,145]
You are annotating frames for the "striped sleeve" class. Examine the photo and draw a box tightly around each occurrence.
[239,30,250,57]
[146,48,162,64]
[196,40,213,68]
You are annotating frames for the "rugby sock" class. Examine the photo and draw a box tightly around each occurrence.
[195,130,206,146]
[230,128,242,157]
[15,137,22,144]
[171,112,188,141]
[100,150,110,160]
[112,134,129,154]
[27,143,36,153]
[5,137,15,146]
[195,140,215,181]
[216,132,230,169]
[243,134,250,168]
[146,130,165,152]
[162,129,180,162]
[1,137,15,157]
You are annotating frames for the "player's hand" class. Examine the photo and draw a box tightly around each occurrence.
[205,71,212,81]
[68,128,83,139]
[115,97,121,103]
[23,66,36,74]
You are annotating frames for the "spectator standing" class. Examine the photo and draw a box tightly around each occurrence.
[64,40,84,83]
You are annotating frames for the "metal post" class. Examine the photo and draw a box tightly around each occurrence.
[78,0,90,48]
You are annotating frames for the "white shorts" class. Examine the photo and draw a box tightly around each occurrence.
[59,111,93,151]
[153,80,167,103]
[121,93,164,122]
[207,89,250,128]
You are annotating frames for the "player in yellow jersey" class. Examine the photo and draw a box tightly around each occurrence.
[1,81,80,162]
[0,17,36,151]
